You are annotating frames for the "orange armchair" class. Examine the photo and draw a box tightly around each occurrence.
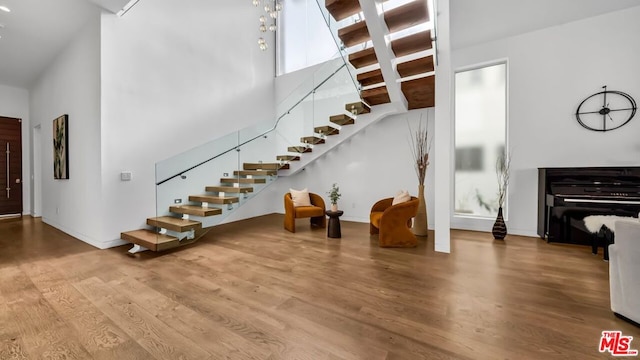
[284,192,326,233]
[370,196,419,247]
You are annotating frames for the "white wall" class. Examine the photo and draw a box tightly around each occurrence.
[0,85,30,215]
[99,0,277,243]
[452,6,640,237]
[273,108,436,226]
[29,16,103,245]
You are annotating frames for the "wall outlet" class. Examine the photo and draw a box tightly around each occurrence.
[174,199,182,204]
[223,173,229,177]
[121,171,132,181]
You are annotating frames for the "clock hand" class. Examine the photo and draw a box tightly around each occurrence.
[607,107,636,112]
[578,110,606,115]
[579,107,636,115]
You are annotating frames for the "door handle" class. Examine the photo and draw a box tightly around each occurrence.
[5,142,9,199]
[15,179,20,184]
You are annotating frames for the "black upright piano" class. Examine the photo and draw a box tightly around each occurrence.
[538,166,640,244]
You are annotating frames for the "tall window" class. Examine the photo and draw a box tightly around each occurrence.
[277,0,338,75]
[454,62,507,218]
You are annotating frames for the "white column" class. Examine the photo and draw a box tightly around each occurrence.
[434,0,451,253]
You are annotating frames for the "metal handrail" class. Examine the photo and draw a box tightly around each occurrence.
[156,62,347,186]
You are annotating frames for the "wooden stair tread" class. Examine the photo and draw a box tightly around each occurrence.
[402,75,435,109]
[147,216,202,232]
[300,136,325,145]
[338,1,428,48]
[169,205,222,217]
[362,86,391,106]
[357,68,384,87]
[188,195,240,204]
[234,170,277,176]
[345,101,371,115]
[325,0,361,21]
[220,177,266,184]
[288,146,312,153]
[315,126,339,135]
[330,114,355,126]
[397,55,434,78]
[121,229,179,252]
[356,57,434,88]
[338,21,369,48]
[276,155,300,161]
[344,30,432,68]
[349,47,377,69]
[243,163,285,170]
[392,30,432,57]
[384,1,429,34]
[205,186,254,193]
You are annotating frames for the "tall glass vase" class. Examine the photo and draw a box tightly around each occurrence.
[413,184,428,236]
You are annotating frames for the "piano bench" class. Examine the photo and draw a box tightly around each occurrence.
[583,215,638,261]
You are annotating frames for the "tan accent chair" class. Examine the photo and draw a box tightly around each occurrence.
[284,193,326,233]
[370,196,419,247]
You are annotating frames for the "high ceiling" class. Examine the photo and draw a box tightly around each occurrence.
[450,0,640,50]
[1,0,640,89]
[0,0,131,89]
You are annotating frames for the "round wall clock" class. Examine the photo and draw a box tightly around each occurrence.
[575,86,637,132]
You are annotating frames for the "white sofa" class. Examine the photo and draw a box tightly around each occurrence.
[609,220,640,324]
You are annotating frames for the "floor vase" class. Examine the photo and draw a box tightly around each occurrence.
[413,184,428,236]
[492,207,507,240]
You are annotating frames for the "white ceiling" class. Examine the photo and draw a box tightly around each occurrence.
[0,0,130,89]
[1,0,640,89]
[450,0,640,50]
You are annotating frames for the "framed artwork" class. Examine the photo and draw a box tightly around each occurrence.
[53,114,69,179]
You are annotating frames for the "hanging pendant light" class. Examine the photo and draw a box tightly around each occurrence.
[253,0,283,51]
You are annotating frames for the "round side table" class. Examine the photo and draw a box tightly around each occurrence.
[325,210,344,238]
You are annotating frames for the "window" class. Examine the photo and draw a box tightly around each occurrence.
[277,0,338,75]
[454,62,507,218]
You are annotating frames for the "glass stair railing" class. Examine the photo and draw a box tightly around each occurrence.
[132,54,362,252]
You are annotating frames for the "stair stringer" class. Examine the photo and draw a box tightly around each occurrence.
[277,101,406,177]
[359,0,408,110]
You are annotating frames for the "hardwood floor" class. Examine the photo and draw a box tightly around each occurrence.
[0,215,637,359]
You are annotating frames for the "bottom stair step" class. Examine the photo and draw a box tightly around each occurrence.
[121,229,179,252]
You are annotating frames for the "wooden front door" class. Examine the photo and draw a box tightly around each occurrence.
[0,117,22,216]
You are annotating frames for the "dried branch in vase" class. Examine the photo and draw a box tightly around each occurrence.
[408,115,431,186]
[496,149,511,208]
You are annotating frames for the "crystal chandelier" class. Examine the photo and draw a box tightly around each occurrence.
[253,0,283,51]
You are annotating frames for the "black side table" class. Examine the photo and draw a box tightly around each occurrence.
[326,210,344,238]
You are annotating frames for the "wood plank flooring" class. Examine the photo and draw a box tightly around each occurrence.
[0,215,637,359]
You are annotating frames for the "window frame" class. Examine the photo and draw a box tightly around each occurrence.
[452,59,509,221]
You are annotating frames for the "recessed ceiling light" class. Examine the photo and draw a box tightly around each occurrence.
[0,6,10,12]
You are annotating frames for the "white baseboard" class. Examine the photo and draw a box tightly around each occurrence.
[42,217,127,249]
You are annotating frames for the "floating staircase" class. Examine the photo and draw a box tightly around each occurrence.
[328,0,435,110]
[121,101,369,253]
[121,0,436,253]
